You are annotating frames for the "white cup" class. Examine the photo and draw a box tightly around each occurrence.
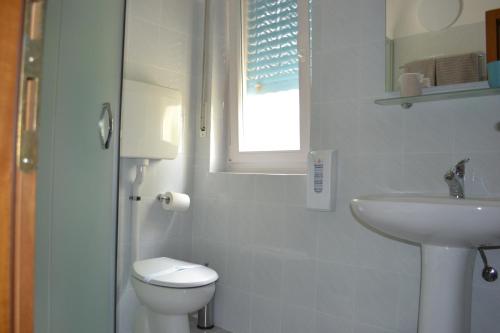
[399,73,424,97]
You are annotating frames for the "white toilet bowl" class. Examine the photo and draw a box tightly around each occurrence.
[131,257,218,333]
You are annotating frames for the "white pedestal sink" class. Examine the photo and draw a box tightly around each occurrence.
[350,194,500,333]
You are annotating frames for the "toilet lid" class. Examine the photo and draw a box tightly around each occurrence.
[132,257,218,288]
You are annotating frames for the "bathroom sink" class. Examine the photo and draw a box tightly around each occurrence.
[350,194,500,333]
[350,194,500,247]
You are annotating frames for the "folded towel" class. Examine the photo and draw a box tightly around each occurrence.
[436,53,482,86]
[403,58,436,86]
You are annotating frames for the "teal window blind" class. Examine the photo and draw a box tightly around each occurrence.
[246,0,300,94]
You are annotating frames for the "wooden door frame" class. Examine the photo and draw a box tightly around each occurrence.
[0,1,37,333]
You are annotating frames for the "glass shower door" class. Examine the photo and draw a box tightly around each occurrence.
[35,0,124,332]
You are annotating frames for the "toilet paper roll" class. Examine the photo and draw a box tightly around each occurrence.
[161,192,190,212]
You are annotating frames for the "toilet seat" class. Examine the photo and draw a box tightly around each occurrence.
[133,257,218,288]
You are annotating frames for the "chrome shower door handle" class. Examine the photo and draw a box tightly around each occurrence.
[98,102,113,149]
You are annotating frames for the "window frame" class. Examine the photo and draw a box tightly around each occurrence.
[226,0,311,174]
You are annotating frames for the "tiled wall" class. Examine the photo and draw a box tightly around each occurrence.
[116,0,204,332]
[190,0,500,333]
[117,0,500,332]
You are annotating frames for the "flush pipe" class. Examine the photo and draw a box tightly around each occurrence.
[130,159,149,262]
[118,158,149,301]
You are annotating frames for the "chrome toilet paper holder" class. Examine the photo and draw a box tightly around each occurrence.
[157,193,171,204]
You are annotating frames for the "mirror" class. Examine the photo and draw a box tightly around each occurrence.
[386,0,499,93]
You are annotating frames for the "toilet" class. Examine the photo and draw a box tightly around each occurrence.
[131,257,218,333]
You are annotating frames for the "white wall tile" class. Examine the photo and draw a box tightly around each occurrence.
[225,174,256,202]
[284,175,307,206]
[250,295,282,333]
[225,245,253,293]
[463,152,500,196]
[251,250,284,299]
[204,197,229,243]
[358,102,404,154]
[471,287,500,333]
[403,103,455,153]
[177,0,500,332]
[354,268,399,330]
[128,0,162,24]
[282,258,317,309]
[316,262,356,319]
[252,203,285,250]
[310,104,323,150]
[317,100,360,155]
[213,284,227,328]
[117,283,141,333]
[313,0,362,50]
[281,305,315,333]
[156,27,189,73]
[222,287,251,333]
[206,172,229,200]
[160,234,192,262]
[254,175,286,204]
[347,154,404,197]
[360,0,386,44]
[313,47,360,102]
[354,224,401,272]
[283,206,318,258]
[335,155,363,200]
[125,18,158,65]
[396,273,420,333]
[160,0,203,36]
[192,238,227,284]
[358,42,387,98]
[392,241,421,278]
[453,97,500,153]
[352,323,397,333]
[316,205,357,265]
[315,312,353,333]
[402,153,453,193]
[227,200,255,247]
[190,197,206,238]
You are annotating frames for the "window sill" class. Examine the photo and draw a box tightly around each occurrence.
[223,160,307,175]
[210,170,307,176]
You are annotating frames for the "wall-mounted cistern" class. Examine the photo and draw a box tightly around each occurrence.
[444,158,470,199]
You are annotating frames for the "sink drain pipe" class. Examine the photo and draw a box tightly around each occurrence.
[477,246,500,282]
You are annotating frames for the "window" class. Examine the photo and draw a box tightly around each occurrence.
[227,0,311,173]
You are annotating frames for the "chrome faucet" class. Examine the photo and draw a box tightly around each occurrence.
[444,158,470,199]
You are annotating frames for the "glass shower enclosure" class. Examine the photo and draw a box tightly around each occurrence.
[34,0,124,332]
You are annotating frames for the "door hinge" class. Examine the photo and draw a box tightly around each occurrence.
[17,0,46,173]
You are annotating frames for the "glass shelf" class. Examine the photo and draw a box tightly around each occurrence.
[374,87,500,109]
